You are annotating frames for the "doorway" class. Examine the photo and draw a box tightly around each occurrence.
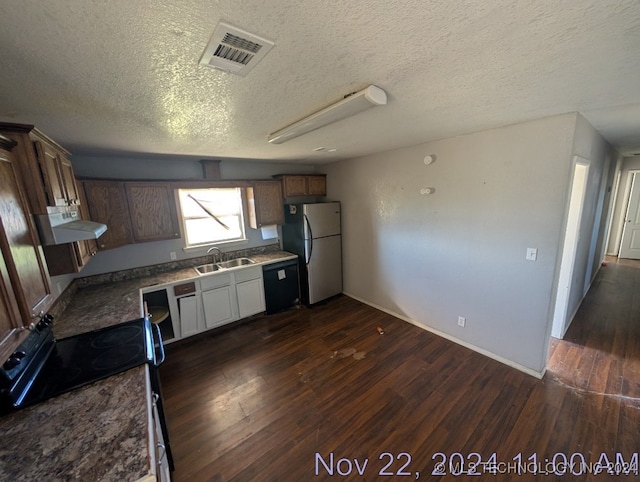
[618,171,640,259]
[551,159,589,339]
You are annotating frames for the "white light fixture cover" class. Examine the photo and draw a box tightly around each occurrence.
[268,85,387,144]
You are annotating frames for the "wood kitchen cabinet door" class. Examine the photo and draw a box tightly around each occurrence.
[59,156,80,206]
[84,180,134,250]
[306,175,327,196]
[0,123,78,214]
[125,183,180,242]
[275,174,327,197]
[247,181,284,228]
[0,140,53,324]
[33,140,67,207]
[0,252,21,339]
[281,176,307,197]
[76,180,98,264]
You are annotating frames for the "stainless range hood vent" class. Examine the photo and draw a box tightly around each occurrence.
[35,210,107,246]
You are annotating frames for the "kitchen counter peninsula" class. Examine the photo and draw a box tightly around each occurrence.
[54,250,297,339]
[0,249,297,480]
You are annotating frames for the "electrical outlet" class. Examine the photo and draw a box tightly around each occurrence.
[458,316,466,327]
[170,251,177,261]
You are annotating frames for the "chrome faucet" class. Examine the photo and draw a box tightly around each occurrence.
[207,246,221,264]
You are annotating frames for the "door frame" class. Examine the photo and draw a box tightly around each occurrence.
[617,170,640,259]
[551,158,590,339]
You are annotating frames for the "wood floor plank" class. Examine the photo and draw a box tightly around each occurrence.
[160,257,640,481]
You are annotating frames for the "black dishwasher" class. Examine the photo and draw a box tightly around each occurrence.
[262,259,300,314]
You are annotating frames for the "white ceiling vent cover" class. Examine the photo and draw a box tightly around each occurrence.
[199,22,274,76]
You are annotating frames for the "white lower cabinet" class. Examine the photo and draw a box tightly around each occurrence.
[236,278,266,318]
[144,264,268,342]
[202,286,238,329]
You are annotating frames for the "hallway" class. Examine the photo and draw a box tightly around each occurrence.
[547,256,640,400]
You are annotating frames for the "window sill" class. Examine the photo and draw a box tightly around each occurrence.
[182,238,249,254]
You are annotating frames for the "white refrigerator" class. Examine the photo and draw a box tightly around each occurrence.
[282,201,342,305]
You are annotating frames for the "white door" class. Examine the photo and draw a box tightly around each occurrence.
[619,172,640,259]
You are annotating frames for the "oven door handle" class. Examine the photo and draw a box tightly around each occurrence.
[152,323,166,367]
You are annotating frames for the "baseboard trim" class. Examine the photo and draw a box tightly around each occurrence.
[344,292,545,379]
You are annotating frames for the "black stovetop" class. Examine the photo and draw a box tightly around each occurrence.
[1,317,156,414]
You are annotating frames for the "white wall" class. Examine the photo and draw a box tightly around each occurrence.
[321,114,581,375]
[558,114,619,336]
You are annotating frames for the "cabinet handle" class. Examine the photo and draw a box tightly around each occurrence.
[157,443,166,463]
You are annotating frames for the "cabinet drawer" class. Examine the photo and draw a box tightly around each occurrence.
[173,282,196,296]
[234,266,263,283]
[199,272,232,291]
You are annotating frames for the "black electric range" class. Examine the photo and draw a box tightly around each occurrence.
[0,314,173,470]
[0,316,163,412]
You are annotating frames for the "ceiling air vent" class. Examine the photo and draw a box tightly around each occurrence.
[199,22,274,76]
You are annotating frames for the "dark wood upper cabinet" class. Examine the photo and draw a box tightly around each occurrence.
[0,123,82,214]
[33,140,67,207]
[76,181,98,263]
[83,181,134,250]
[247,181,284,228]
[275,174,327,197]
[0,122,97,279]
[125,183,180,242]
[83,181,180,250]
[0,138,53,326]
[306,175,327,196]
[59,156,80,206]
[280,175,307,197]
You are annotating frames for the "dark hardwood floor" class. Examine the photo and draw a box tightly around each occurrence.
[160,258,640,481]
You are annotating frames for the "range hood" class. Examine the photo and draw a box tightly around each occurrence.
[35,210,107,246]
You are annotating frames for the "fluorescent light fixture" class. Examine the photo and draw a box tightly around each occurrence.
[268,85,387,144]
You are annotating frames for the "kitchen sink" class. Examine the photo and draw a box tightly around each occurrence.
[216,257,255,269]
[194,258,255,275]
[194,263,223,275]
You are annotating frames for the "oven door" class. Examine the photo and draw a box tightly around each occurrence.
[148,321,174,471]
[150,322,166,368]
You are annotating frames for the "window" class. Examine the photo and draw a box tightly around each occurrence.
[177,188,246,247]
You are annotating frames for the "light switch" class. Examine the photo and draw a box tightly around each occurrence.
[526,248,538,261]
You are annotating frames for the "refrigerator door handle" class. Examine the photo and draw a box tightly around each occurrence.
[304,214,313,265]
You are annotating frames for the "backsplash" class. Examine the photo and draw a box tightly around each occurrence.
[75,243,281,288]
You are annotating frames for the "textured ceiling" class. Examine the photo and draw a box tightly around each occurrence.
[0,0,639,163]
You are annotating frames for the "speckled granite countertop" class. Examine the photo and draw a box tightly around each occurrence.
[55,250,297,339]
[0,365,151,482]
